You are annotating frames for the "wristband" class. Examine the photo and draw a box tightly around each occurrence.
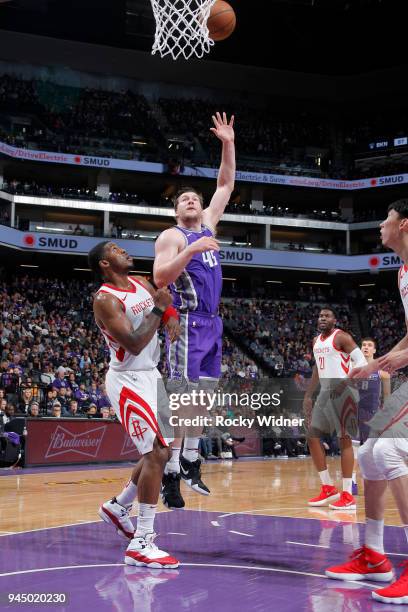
[151,306,165,318]
[162,305,179,324]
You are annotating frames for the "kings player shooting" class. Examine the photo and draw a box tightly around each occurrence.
[154,111,235,509]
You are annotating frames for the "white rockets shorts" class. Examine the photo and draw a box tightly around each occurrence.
[105,367,174,455]
[311,385,360,439]
[367,379,408,440]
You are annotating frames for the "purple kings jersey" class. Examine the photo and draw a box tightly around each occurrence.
[170,225,222,315]
[359,371,381,414]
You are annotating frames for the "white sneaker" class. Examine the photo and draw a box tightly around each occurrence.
[98,497,135,540]
[125,533,179,569]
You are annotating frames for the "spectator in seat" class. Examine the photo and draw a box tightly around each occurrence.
[56,387,69,413]
[52,370,69,390]
[88,381,101,405]
[86,403,98,418]
[75,383,90,410]
[108,406,117,421]
[65,399,81,418]
[4,404,15,422]
[18,387,33,414]
[97,384,111,410]
[100,407,110,419]
[68,371,79,393]
[50,403,62,418]
[28,402,41,417]
[45,389,57,414]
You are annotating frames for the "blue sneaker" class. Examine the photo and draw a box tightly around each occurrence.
[352,481,358,496]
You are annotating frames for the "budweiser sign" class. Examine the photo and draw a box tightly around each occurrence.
[120,431,138,456]
[45,424,107,459]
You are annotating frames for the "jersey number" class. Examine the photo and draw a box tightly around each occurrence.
[202,250,218,268]
[318,356,325,370]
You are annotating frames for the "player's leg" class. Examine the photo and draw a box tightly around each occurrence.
[328,387,359,510]
[370,434,408,604]
[125,436,179,569]
[329,436,356,510]
[326,437,394,583]
[101,369,179,568]
[307,394,340,506]
[351,439,360,495]
[178,315,221,494]
[99,458,144,539]
[161,314,189,509]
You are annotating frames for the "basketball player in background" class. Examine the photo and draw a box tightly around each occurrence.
[89,241,180,569]
[154,111,235,509]
[303,307,367,510]
[326,200,408,605]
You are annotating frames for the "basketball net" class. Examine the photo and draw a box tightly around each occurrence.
[150,0,216,60]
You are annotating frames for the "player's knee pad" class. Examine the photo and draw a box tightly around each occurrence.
[372,437,408,481]
[357,439,386,481]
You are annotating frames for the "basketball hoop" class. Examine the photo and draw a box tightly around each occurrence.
[150,0,216,60]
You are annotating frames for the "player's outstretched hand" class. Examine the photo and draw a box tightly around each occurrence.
[153,287,173,310]
[210,112,234,143]
[349,365,369,379]
[378,349,408,374]
[188,236,220,254]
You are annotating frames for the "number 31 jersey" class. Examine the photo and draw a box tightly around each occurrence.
[170,225,222,315]
[313,328,351,380]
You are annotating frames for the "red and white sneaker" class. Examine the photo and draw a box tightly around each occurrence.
[372,561,408,604]
[125,532,179,569]
[308,485,340,507]
[329,491,356,511]
[326,546,394,582]
[98,497,135,540]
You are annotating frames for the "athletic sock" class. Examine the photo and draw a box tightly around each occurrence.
[365,518,385,554]
[182,437,200,462]
[165,447,181,474]
[352,471,357,484]
[404,525,408,545]
[318,469,333,486]
[116,479,137,507]
[136,503,157,537]
[343,478,353,494]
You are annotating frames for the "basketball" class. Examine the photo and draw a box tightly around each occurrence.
[207,0,236,42]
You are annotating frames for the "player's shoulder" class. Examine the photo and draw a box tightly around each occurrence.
[93,289,123,311]
[159,226,185,240]
[331,328,352,349]
[155,226,185,250]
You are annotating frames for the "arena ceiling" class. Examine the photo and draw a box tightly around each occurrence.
[0,0,405,76]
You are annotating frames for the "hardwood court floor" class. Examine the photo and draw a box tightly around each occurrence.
[0,456,403,534]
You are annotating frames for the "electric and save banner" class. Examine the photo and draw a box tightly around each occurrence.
[0,139,406,190]
[25,418,140,465]
[0,224,401,272]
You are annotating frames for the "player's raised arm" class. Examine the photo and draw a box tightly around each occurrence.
[153,227,219,288]
[93,288,172,356]
[202,112,235,231]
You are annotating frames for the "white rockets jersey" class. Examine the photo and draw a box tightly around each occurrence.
[313,329,351,380]
[398,264,408,320]
[96,277,160,372]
